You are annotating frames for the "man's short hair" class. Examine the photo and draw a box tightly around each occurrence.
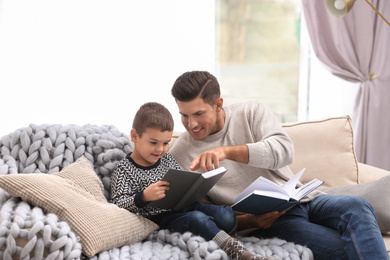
[132,102,174,136]
[171,71,220,105]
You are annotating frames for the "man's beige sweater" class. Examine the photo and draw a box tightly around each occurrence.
[170,101,323,207]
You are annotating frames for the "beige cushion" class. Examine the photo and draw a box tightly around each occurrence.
[0,157,158,257]
[358,162,390,184]
[282,116,359,188]
[324,174,390,233]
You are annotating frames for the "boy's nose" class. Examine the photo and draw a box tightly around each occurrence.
[156,145,164,153]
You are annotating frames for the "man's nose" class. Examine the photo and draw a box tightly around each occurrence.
[188,117,198,129]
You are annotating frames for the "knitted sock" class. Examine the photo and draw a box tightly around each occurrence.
[213,231,231,247]
[217,234,280,260]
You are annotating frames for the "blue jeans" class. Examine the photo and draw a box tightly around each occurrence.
[152,202,236,241]
[250,195,388,260]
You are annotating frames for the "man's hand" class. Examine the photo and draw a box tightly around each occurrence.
[143,181,170,202]
[236,211,285,230]
[190,145,249,172]
[190,147,227,172]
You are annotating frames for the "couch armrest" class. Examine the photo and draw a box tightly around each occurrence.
[358,162,390,184]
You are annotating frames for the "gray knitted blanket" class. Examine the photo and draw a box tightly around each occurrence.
[0,124,313,260]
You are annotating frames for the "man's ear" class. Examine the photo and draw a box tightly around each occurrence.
[130,129,139,143]
[215,97,224,112]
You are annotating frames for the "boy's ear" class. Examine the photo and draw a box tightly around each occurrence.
[130,129,138,143]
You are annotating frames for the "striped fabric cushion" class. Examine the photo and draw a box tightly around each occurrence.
[0,157,158,257]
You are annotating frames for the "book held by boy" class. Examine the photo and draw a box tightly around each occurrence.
[148,167,227,211]
[231,168,324,215]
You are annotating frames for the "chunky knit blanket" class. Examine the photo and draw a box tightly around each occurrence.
[0,124,313,260]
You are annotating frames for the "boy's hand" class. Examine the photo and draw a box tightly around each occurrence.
[143,181,170,202]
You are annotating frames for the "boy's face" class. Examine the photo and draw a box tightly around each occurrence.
[176,96,224,141]
[130,127,172,167]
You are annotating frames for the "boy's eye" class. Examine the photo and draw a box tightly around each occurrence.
[150,142,157,145]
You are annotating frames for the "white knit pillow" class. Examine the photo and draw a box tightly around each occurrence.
[0,157,158,257]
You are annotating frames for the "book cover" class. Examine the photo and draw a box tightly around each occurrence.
[148,167,227,211]
[231,168,324,215]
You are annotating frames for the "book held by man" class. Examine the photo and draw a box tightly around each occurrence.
[148,167,227,211]
[231,168,324,215]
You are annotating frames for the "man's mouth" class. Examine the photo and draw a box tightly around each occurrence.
[191,128,202,134]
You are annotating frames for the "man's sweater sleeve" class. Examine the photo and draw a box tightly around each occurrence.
[245,102,294,170]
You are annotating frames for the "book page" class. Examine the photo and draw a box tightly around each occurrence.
[281,168,306,197]
[201,167,227,179]
[233,176,289,203]
[251,189,290,201]
[293,178,324,200]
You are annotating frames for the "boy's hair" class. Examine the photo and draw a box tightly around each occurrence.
[171,71,221,106]
[132,102,174,136]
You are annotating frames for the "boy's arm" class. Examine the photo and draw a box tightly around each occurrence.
[110,165,142,212]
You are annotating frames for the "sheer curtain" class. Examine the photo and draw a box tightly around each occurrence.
[302,0,390,170]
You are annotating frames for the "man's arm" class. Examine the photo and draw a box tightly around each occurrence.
[189,144,248,172]
[236,211,285,231]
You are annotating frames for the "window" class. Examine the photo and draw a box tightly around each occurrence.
[216,0,302,123]
[0,0,350,138]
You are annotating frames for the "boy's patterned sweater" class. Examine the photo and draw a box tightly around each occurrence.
[110,152,181,219]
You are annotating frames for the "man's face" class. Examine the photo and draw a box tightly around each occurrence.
[176,96,223,141]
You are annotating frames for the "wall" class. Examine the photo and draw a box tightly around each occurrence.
[0,0,215,137]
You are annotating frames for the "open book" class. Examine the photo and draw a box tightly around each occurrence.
[148,167,227,211]
[231,168,324,215]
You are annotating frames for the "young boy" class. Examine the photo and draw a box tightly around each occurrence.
[110,102,279,260]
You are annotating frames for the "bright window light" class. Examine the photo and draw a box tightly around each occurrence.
[0,0,215,137]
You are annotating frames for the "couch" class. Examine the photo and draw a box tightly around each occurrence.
[280,115,390,255]
[0,115,388,259]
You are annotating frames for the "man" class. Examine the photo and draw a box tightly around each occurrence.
[169,70,388,260]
